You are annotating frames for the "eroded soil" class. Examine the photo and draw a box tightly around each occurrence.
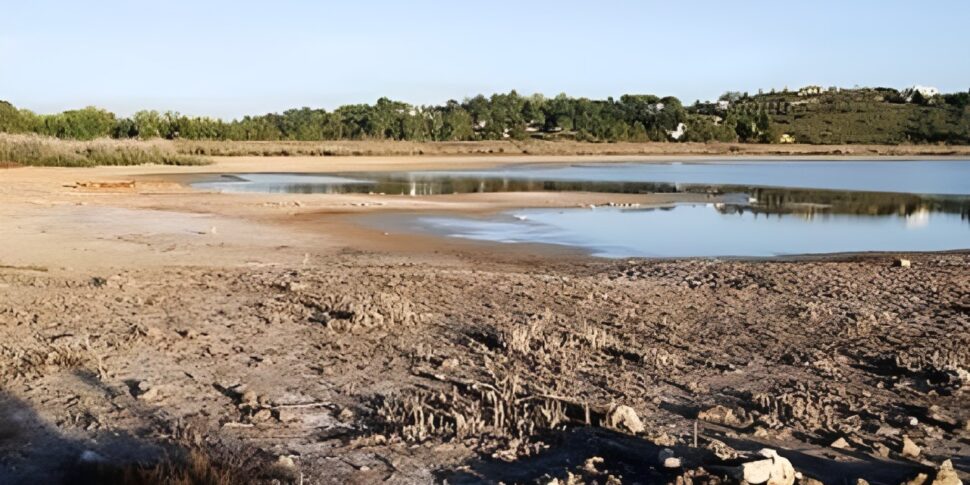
[1,252,967,483]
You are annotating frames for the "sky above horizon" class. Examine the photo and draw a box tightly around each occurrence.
[3,0,969,119]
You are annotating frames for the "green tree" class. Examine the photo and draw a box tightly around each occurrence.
[42,107,116,140]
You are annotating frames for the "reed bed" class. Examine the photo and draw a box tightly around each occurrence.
[4,134,967,167]
[0,134,208,167]
[172,138,970,158]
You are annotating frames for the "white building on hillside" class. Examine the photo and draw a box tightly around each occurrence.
[797,85,823,96]
[903,85,940,101]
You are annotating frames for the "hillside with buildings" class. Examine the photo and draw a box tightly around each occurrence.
[1,85,968,148]
[690,85,970,145]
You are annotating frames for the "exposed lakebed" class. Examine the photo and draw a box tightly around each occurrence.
[192,161,970,257]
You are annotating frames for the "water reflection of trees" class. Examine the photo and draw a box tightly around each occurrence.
[723,186,970,222]
[331,175,684,196]
[243,172,970,223]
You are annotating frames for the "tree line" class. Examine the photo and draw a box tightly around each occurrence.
[1,87,968,144]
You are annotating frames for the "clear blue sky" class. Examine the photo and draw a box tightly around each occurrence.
[3,0,968,119]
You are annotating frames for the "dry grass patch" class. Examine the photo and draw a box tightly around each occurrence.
[0,133,208,167]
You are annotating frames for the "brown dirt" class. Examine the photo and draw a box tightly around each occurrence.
[0,157,967,484]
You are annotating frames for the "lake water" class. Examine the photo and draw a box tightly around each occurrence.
[410,205,969,258]
[192,161,970,257]
[193,161,970,196]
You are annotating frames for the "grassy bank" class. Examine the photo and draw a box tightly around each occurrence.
[3,135,970,168]
[0,134,208,167]
[173,138,970,158]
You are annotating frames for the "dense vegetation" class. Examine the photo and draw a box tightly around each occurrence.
[1,86,968,145]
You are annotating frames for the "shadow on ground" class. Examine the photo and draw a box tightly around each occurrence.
[0,369,270,485]
[0,388,166,484]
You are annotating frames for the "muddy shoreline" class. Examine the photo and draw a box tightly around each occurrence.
[0,157,968,484]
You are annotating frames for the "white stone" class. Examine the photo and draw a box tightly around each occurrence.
[735,449,796,485]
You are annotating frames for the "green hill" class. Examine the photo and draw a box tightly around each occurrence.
[694,87,970,144]
[2,86,968,145]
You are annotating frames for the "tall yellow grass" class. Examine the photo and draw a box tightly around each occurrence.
[0,134,208,167]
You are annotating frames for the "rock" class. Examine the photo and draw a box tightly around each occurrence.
[732,449,796,485]
[276,455,296,469]
[606,405,644,434]
[649,431,677,447]
[876,425,901,437]
[902,435,921,458]
[874,443,891,458]
[698,404,748,427]
[240,390,259,408]
[830,437,850,449]
[706,438,740,460]
[663,456,682,469]
[658,448,681,469]
[137,387,161,401]
[135,381,165,402]
[276,408,300,423]
[438,357,460,370]
[581,456,604,474]
[337,407,355,422]
[252,408,273,422]
[931,460,962,485]
[895,258,912,268]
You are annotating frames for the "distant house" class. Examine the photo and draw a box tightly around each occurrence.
[797,85,823,96]
[716,100,731,111]
[779,133,795,144]
[667,122,687,141]
[902,85,940,102]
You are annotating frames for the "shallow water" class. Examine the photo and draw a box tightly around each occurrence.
[408,204,970,258]
[194,160,970,196]
[192,161,970,257]
[417,161,970,195]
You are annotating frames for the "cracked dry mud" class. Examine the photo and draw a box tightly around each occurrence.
[1,251,967,484]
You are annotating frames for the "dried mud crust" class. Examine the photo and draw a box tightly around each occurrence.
[0,254,968,483]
